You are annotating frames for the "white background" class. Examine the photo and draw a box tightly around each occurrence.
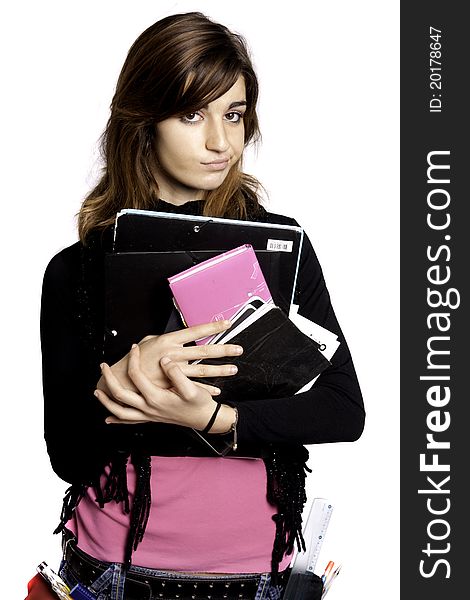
[0,1,399,598]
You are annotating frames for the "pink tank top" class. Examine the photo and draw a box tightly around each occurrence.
[69,456,292,573]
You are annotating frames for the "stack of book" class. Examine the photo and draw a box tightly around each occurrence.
[167,243,332,404]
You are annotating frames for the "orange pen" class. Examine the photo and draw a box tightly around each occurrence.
[321,560,335,584]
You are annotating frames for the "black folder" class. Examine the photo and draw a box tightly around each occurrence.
[113,209,302,255]
[113,209,302,309]
[104,249,282,363]
[104,210,304,363]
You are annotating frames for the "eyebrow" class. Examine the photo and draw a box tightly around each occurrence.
[228,101,247,109]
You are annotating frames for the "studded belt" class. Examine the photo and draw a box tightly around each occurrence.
[63,532,289,600]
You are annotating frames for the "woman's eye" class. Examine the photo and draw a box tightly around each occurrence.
[181,112,202,123]
[225,112,243,123]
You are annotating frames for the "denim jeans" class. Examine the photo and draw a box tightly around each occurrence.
[59,558,285,600]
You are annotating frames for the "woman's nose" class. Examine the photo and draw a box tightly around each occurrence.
[205,120,230,152]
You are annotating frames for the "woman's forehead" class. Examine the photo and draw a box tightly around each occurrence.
[203,76,246,108]
[186,76,246,113]
[180,65,244,107]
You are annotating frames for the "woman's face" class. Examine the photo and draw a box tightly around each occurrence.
[154,76,247,205]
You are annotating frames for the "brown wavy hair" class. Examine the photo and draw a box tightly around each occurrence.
[78,12,262,242]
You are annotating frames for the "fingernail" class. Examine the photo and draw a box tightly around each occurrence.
[94,390,100,397]
[229,365,238,374]
[214,388,222,395]
[161,356,171,365]
[105,418,111,424]
[100,363,105,370]
[235,346,243,354]
[131,343,138,349]
[223,320,232,327]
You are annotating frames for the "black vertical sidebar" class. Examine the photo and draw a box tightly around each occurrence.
[401,2,468,598]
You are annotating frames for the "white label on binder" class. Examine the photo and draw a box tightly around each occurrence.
[266,239,293,252]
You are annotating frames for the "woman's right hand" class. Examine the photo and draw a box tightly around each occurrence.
[96,320,242,396]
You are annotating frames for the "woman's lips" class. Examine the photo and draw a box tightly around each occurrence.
[202,159,230,171]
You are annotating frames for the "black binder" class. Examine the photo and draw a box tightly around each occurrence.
[104,210,304,362]
[113,209,303,258]
[104,249,281,362]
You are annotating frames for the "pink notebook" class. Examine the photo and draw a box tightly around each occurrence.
[168,244,272,345]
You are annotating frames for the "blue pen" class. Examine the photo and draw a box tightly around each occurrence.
[322,564,342,598]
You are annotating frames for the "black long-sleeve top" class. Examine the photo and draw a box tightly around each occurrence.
[40,199,365,486]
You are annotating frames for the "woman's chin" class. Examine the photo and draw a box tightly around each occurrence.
[199,171,231,190]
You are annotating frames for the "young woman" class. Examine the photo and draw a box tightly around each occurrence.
[40,12,365,600]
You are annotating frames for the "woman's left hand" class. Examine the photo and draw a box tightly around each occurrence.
[94,344,236,433]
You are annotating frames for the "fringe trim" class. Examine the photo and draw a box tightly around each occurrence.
[53,483,87,535]
[264,445,311,583]
[102,452,130,512]
[124,452,152,565]
[54,451,152,568]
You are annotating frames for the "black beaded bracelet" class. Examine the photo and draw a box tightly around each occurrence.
[202,402,222,433]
